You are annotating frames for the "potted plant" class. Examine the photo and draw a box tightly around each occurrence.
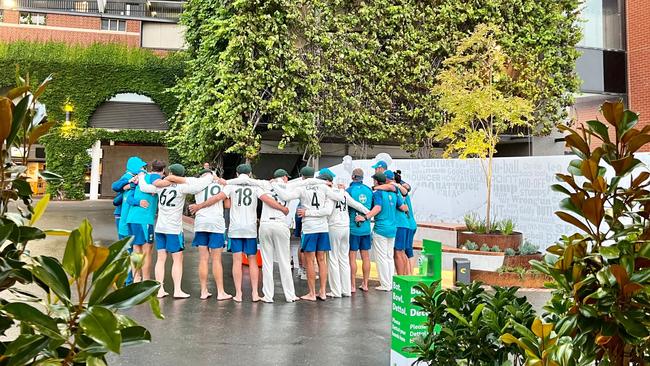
[457,214,523,251]
[502,240,543,268]
[433,23,532,249]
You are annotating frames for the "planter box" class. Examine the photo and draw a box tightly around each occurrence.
[503,253,543,269]
[442,247,504,272]
[414,223,466,248]
[457,231,523,251]
[471,269,550,288]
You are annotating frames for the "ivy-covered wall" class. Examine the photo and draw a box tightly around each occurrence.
[0,41,185,199]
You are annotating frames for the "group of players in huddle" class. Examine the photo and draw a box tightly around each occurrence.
[112,157,416,303]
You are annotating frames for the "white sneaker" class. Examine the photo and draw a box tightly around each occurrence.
[375,286,392,292]
[261,297,274,303]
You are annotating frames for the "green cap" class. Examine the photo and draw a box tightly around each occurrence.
[198,168,212,176]
[318,172,334,182]
[237,164,252,174]
[300,166,315,178]
[169,163,186,177]
[273,169,290,178]
[371,172,386,184]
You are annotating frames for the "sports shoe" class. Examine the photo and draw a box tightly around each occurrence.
[375,286,392,292]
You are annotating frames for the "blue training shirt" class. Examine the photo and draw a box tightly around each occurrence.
[372,190,404,238]
[126,173,161,226]
[347,182,373,236]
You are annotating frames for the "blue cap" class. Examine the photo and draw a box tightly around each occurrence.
[385,170,395,180]
[319,168,336,179]
[126,156,147,174]
[372,160,387,170]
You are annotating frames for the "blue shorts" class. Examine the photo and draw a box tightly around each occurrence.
[115,216,120,236]
[395,227,410,251]
[193,232,226,249]
[229,238,257,255]
[129,223,154,246]
[405,228,416,258]
[349,234,372,251]
[155,233,185,253]
[301,232,331,252]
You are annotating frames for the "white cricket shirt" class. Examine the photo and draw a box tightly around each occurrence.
[193,181,226,233]
[222,174,264,238]
[139,174,212,235]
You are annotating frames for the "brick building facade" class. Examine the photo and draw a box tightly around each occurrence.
[626,0,650,150]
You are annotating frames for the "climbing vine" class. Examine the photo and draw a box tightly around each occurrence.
[0,41,184,199]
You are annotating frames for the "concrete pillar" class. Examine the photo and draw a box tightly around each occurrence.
[89,140,102,200]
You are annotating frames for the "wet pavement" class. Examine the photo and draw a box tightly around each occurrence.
[32,200,551,366]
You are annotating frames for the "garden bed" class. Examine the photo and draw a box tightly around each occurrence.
[470,269,550,288]
[457,231,523,251]
[502,253,543,269]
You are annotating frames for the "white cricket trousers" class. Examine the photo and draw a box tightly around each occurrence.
[259,222,296,301]
[328,226,351,297]
[373,233,395,289]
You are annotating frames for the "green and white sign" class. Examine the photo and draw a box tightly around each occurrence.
[390,240,442,366]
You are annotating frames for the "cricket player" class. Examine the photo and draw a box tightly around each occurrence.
[206,164,289,302]
[373,160,388,174]
[187,169,233,301]
[355,172,407,291]
[317,168,370,298]
[347,168,373,292]
[272,170,333,301]
[257,169,298,303]
[126,160,166,282]
[138,164,212,298]
[385,170,409,275]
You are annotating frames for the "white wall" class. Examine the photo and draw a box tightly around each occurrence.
[327,154,650,250]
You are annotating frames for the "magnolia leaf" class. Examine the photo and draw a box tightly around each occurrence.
[601,101,624,127]
[0,96,13,142]
[28,121,55,145]
[79,306,121,354]
[30,194,50,225]
[86,244,110,274]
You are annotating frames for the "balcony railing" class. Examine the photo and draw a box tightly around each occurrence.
[2,0,183,21]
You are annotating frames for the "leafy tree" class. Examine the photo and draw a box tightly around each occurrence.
[433,24,533,232]
[171,0,580,164]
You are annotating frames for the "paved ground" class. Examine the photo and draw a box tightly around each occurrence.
[33,200,550,366]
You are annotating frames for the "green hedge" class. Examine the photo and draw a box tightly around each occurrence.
[0,41,185,199]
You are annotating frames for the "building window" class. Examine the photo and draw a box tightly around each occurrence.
[0,10,4,22]
[101,18,126,32]
[578,0,626,51]
[19,12,47,26]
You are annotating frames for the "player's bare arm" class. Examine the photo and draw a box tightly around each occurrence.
[260,194,289,215]
[189,191,227,214]
[355,205,381,222]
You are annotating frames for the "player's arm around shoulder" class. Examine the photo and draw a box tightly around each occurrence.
[345,191,370,215]
[137,173,158,194]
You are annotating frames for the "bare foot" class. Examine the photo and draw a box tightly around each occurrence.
[233,295,243,303]
[173,291,191,299]
[351,287,357,293]
[359,285,368,292]
[200,291,212,300]
[157,290,169,298]
[300,294,317,302]
[217,293,233,301]
[252,294,261,302]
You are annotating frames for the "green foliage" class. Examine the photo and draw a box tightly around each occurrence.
[173,0,580,164]
[407,281,536,365]
[506,101,650,365]
[436,24,533,232]
[518,240,539,256]
[464,213,488,234]
[0,42,184,199]
[41,128,165,200]
[464,241,479,251]
[0,75,162,365]
[505,248,516,256]
[491,245,501,253]
[498,219,515,235]
[479,243,491,252]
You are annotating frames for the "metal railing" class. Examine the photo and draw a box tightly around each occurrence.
[2,0,183,21]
